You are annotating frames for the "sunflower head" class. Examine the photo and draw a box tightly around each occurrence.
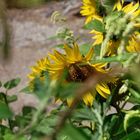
[90,29,104,46]
[113,0,124,11]
[114,1,140,19]
[28,43,113,106]
[47,43,94,80]
[28,57,49,81]
[66,64,97,82]
[127,32,140,53]
[80,0,103,24]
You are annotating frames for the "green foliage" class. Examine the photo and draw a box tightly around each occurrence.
[83,19,105,32]
[124,110,140,131]
[0,102,12,119]
[4,78,20,90]
[58,123,91,140]
[79,43,94,56]
[129,88,140,104]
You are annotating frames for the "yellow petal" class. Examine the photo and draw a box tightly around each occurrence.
[47,64,64,71]
[67,98,73,107]
[73,43,82,60]
[85,47,94,61]
[54,50,66,62]
[96,83,110,98]
[83,92,95,106]
[123,2,139,14]
[64,44,72,57]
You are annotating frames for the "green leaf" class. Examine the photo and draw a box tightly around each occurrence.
[129,88,140,104]
[22,106,36,116]
[58,124,90,140]
[0,124,9,137]
[83,19,105,32]
[124,110,140,131]
[53,44,64,49]
[33,76,50,100]
[35,114,58,135]
[91,53,132,64]
[79,43,94,57]
[3,131,27,140]
[0,92,5,101]
[20,86,32,93]
[131,105,140,110]
[104,113,127,139]
[3,133,15,140]
[72,107,96,121]
[120,130,140,140]
[4,78,21,90]
[0,102,13,119]
[57,82,80,99]
[101,0,116,13]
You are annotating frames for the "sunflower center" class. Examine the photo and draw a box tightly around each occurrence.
[66,64,94,82]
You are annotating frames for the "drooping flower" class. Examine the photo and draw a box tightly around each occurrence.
[126,32,140,53]
[80,0,103,24]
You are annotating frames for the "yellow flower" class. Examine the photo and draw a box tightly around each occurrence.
[122,2,140,17]
[134,23,140,28]
[80,0,102,24]
[47,43,111,106]
[47,43,94,79]
[115,1,140,19]
[28,43,113,106]
[28,57,49,81]
[106,40,120,56]
[126,32,140,53]
[113,0,124,11]
[90,30,104,46]
[90,29,120,56]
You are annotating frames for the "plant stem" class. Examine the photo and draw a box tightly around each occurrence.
[2,91,12,130]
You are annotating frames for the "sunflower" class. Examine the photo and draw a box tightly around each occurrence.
[90,29,104,46]
[114,1,140,19]
[122,2,140,18]
[126,32,140,53]
[47,43,111,106]
[106,40,120,56]
[28,43,113,106]
[80,0,103,24]
[28,57,49,81]
[90,29,120,56]
[113,0,124,11]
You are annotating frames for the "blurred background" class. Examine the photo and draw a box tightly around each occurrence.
[0,0,92,113]
[0,0,91,90]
